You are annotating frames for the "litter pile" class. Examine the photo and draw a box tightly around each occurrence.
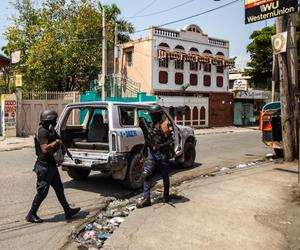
[74,188,180,249]
[74,197,137,249]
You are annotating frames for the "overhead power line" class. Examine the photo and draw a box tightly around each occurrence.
[133,0,242,34]
[127,0,157,19]
[127,0,195,19]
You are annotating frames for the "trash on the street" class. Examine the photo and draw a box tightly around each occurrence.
[220,167,230,171]
[279,221,292,225]
[86,223,94,231]
[96,233,111,240]
[236,163,247,168]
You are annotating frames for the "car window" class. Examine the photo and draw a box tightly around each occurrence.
[66,108,85,126]
[120,107,135,126]
[137,109,153,123]
[88,108,108,128]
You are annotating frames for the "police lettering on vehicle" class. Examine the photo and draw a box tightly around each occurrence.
[120,130,138,138]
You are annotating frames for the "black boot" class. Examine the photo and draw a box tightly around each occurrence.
[26,212,43,223]
[65,207,81,220]
[136,198,151,209]
[163,195,171,203]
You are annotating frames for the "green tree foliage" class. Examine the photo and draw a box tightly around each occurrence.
[4,0,134,92]
[244,26,276,89]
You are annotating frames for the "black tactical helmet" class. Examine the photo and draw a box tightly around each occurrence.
[149,104,163,114]
[40,110,58,122]
[149,104,164,123]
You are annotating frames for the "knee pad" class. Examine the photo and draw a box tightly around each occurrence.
[143,159,155,179]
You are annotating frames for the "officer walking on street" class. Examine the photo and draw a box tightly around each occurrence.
[26,110,80,223]
[137,104,174,208]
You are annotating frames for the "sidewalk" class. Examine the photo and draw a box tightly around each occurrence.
[103,162,300,250]
[0,136,33,152]
[194,126,258,135]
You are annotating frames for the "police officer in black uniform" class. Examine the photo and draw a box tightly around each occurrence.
[26,110,80,223]
[137,104,174,208]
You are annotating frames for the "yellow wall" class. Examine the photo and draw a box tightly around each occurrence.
[119,39,152,94]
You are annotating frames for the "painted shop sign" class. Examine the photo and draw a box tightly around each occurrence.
[235,90,270,99]
[3,94,17,137]
[245,0,298,24]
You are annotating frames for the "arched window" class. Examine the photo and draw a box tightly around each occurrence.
[159,71,168,84]
[169,107,175,119]
[216,65,224,73]
[185,106,191,125]
[193,106,198,126]
[158,43,170,48]
[175,45,185,50]
[217,76,223,87]
[204,75,211,87]
[200,107,206,120]
[203,50,212,54]
[216,51,224,56]
[175,72,184,85]
[189,47,199,53]
[176,108,183,121]
[190,74,197,86]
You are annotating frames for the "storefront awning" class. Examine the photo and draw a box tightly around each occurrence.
[157,49,233,67]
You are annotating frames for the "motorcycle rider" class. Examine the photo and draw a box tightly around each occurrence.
[26,110,80,223]
[137,104,174,208]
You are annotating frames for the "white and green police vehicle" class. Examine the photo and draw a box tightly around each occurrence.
[56,102,196,189]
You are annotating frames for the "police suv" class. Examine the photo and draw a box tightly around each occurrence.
[56,102,196,189]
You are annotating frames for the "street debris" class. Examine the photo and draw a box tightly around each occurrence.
[74,187,181,249]
[220,167,230,172]
[279,220,292,225]
[236,163,248,169]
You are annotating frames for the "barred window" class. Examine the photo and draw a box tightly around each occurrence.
[204,63,211,72]
[159,58,168,68]
[190,61,198,71]
[175,59,184,70]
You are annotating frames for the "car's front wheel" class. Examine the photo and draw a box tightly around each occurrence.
[123,152,144,189]
[67,167,91,180]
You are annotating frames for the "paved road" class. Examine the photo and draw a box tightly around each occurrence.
[0,130,271,250]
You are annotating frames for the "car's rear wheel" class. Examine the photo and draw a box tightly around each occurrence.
[67,167,91,180]
[123,153,144,189]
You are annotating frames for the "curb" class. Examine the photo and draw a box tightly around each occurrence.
[0,145,34,152]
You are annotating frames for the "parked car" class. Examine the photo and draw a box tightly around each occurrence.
[56,102,197,189]
[260,102,283,156]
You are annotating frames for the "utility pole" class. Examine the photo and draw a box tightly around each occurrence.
[276,15,295,162]
[101,8,107,101]
[114,23,118,76]
[271,54,278,102]
[113,23,118,97]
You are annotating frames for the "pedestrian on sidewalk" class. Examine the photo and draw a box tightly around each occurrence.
[137,104,175,208]
[26,110,80,223]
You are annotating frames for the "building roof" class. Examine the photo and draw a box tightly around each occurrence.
[0,54,10,62]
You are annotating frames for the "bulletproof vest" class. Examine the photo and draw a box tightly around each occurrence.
[147,127,164,151]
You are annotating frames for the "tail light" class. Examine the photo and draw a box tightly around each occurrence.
[263,121,272,131]
[111,133,117,151]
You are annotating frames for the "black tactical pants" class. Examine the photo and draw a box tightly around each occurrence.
[143,152,170,200]
[29,161,70,214]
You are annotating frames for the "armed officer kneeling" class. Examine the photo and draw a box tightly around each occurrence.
[26,110,80,223]
[137,104,175,208]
